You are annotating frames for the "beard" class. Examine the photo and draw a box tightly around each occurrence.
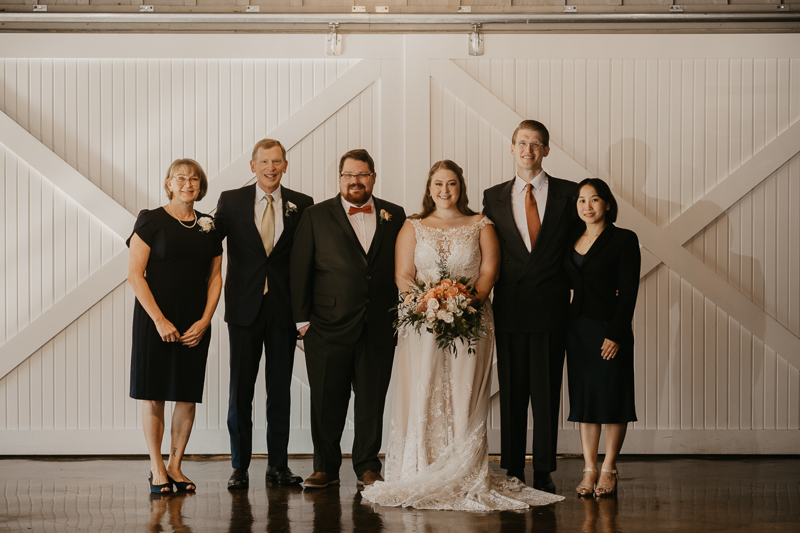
[343,185,371,205]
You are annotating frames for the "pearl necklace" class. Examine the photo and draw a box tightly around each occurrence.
[166,203,197,229]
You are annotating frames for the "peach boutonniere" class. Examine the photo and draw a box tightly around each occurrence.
[379,209,392,225]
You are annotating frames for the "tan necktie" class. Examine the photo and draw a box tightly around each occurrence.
[260,194,274,294]
[525,183,541,250]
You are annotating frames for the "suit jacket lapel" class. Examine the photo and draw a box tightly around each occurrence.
[495,179,529,258]
[241,184,267,255]
[581,223,615,268]
[366,197,385,264]
[273,185,296,253]
[330,194,368,259]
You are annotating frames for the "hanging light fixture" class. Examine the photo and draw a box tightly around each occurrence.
[326,22,342,56]
[469,23,484,56]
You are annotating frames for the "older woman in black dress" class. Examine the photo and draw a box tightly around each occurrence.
[127,159,223,493]
[565,178,640,497]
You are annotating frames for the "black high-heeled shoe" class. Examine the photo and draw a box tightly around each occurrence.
[168,475,196,492]
[149,472,173,494]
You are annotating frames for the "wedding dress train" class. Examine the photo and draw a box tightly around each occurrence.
[361,217,564,511]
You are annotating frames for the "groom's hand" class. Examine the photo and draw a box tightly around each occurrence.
[297,324,310,339]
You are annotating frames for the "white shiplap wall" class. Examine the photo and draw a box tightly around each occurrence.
[1,34,799,454]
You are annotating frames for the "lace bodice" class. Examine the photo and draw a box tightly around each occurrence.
[361,214,565,511]
[410,217,492,285]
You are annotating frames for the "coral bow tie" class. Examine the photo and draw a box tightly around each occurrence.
[348,205,372,215]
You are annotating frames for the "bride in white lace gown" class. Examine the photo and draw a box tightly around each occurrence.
[361,160,564,511]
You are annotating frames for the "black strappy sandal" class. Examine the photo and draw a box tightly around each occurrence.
[149,472,173,494]
[168,475,196,492]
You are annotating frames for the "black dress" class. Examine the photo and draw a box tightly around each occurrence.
[565,224,640,424]
[127,208,223,403]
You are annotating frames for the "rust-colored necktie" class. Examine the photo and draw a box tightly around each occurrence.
[525,183,541,249]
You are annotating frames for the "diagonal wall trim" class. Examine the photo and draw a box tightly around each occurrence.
[0,59,383,385]
[430,59,595,183]
[0,253,129,380]
[432,58,800,371]
[639,121,800,277]
[619,199,800,371]
[0,111,135,238]
[197,59,380,213]
[431,59,800,286]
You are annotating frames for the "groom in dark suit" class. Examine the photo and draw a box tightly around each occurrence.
[290,148,406,489]
[216,139,314,490]
[483,120,577,493]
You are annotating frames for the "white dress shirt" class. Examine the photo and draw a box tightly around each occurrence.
[340,195,376,252]
[254,184,284,248]
[512,171,548,252]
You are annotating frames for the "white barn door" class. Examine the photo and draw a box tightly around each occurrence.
[1,33,798,454]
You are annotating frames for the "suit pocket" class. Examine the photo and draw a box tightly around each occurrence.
[314,294,336,307]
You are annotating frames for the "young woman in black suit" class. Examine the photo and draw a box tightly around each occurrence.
[565,178,641,497]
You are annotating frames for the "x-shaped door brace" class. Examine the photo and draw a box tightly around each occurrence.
[0,59,382,380]
[430,59,800,373]
[2,56,798,380]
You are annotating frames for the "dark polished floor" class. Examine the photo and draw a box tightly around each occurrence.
[1,455,798,532]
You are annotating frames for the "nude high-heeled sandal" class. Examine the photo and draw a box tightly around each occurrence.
[595,468,619,496]
[576,467,598,496]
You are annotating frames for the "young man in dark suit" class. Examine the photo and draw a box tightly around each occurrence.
[290,149,406,489]
[216,139,314,490]
[482,120,578,493]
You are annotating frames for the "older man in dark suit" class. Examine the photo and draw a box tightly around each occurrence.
[216,139,314,490]
[483,120,578,493]
[291,148,406,489]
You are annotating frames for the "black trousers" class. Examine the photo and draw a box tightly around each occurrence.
[495,330,566,474]
[303,324,394,477]
[227,293,297,470]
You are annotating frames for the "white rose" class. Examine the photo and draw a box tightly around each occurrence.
[197,216,215,233]
[437,310,447,320]
[443,312,454,324]
[427,298,440,310]
[446,302,456,312]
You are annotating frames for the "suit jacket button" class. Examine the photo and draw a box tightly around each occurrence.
[367,275,371,280]
[366,299,370,304]
[507,260,511,264]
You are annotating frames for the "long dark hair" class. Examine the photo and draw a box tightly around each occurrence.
[410,160,477,220]
[575,178,618,224]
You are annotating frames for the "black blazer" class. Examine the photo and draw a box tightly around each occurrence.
[564,223,641,345]
[483,174,579,333]
[215,184,314,328]
[290,194,406,347]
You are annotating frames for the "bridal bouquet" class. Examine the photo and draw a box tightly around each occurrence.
[394,263,485,357]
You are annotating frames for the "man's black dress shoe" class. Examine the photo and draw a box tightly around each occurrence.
[533,472,556,493]
[227,468,249,490]
[265,466,303,485]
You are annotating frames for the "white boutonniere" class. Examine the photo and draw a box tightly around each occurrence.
[197,217,215,233]
[285,201,298,217]
[379,209,392,225]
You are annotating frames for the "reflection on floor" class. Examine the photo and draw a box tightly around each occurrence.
[1,456,798,532]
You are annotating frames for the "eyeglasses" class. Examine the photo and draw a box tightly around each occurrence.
[515,141,546,150]
[340,173,374,180]
[173,176,201,185]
